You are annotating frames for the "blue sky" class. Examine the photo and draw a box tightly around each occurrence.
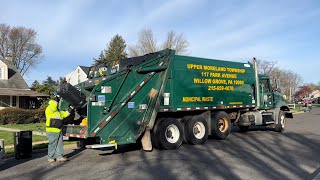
[1,0,320,85]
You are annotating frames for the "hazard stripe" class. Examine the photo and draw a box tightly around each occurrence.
[94,127,100,133]
[130,91,136,96]
[172,105,256,111]
[99,121,107,129]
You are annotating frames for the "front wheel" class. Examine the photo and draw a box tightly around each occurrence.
[153,118,183,150]
[275,111,286,132]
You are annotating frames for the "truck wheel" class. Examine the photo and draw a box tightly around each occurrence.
[211,111,231,139]
[275,111,286,132]
[238,126,249,132]
[151,119,163,150]
[181,116,192,143]
[154,118,183,150]
[184,116,208,145]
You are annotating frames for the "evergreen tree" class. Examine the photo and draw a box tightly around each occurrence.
[31,80,40,88]
[94,34,127,66]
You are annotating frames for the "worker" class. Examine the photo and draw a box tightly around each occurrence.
[45,92,73,163]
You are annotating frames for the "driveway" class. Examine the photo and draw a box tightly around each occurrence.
[1,108,320,180]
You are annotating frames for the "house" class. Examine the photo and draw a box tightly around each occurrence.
[0,58,48,110]
[310,90,320,99]
[65,66,90,85]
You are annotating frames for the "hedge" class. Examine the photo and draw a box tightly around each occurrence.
[0,108,46,125]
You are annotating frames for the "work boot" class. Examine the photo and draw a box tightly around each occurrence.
[48,158,55,163]
[57,157,68,162]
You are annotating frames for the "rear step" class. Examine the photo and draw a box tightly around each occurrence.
[86,144,116,149]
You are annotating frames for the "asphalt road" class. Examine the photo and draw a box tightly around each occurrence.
[1,108,320,180]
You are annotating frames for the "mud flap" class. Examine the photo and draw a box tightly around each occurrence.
[285,112,293,118]
[141,130,152,151]
[141,88,158,151]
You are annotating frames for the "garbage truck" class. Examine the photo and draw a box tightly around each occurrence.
[58,49,293,151]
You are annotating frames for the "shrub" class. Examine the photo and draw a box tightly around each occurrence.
[0,108,45,125]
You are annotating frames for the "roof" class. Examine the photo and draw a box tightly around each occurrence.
[79,66,90,75]
[0,59,30,89]
[0,89,49,97]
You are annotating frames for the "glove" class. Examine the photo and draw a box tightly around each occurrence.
[68,106,74,113]
[54,96,60,103]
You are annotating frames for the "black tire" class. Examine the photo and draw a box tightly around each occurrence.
[275,110,286,132]
[151,119,162,150]
[211,111,231,140]
[153,118,183,150]
[184,116,208,145]
[238,126,249,132]
[181,116,193,143]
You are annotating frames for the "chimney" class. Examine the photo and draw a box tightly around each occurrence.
[4,53,13,61]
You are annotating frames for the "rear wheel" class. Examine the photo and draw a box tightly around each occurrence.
[151,119,163,149]
[153,118,183,150]
[211,111,231,139]
[184,116,208,145]
[275,111,286,132]
[181,116,192,143]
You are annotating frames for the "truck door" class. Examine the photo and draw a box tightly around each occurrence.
[260,78,273,109]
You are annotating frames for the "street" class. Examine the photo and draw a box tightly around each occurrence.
[1,108,320,180]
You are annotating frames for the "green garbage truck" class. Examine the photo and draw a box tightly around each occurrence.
[58,49,292,151]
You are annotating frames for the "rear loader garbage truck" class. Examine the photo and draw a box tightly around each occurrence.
[58,49,292,151]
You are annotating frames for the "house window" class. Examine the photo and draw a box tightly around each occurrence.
[78,75,81,83]
[12,96,17,107]
[0,95,10,107]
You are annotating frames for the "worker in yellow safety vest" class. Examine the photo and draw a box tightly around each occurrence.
[45,92,73,163]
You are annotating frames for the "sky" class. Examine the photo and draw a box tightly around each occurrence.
[1,0,320,86]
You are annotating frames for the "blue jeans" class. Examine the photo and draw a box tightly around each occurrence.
[46,132,64,159]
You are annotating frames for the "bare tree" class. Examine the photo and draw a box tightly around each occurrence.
[0,23,43,76]
[256,59,278,75]
[162,31,189,55]
[128,29,189,57]
[256,59,303,102]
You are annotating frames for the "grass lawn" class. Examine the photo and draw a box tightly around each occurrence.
[0,131,47,145]
[0,123,76,155]
[0,122,46,133]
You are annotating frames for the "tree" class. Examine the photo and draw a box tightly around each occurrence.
[94,34,127,66]
[256,59,277,75]
[128,29,189,57]
[43,76,58,86]
[31,80,40,88]
[33,76,60,98]
[161,31,189,55]
[294,85,312,99]
[0,23,43,76]
[256,59,302,101]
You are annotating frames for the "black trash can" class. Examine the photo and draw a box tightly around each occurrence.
[14,131,32,159]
